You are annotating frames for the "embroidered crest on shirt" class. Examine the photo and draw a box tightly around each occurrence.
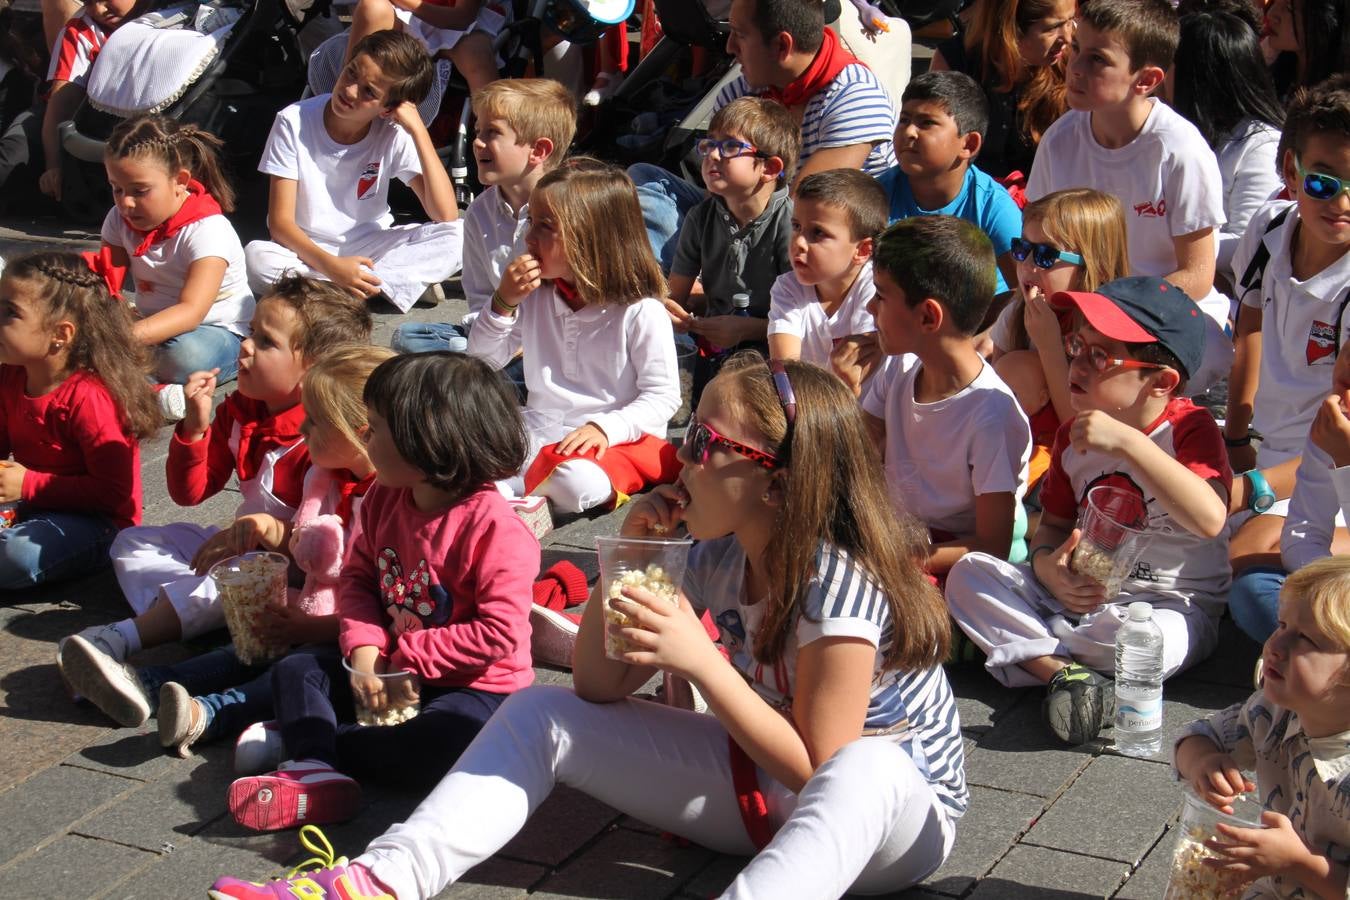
[356,161,381,200]
[377,547,450,634]
[1306,319,1337,364]
[1133,198,1166,218]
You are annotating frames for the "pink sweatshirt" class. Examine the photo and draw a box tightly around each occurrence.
[338,483,539,693]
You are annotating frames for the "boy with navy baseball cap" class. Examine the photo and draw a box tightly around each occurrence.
[945,276,1233,746]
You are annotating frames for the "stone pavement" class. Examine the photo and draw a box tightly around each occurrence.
[0,218,1261,899]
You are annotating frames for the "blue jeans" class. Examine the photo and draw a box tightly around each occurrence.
[628,162,706,272]
[390,322,469,354]
[139,645,272,744]
[155,325,241,385]
[0,509,117,590]
[1229,565,1285,644]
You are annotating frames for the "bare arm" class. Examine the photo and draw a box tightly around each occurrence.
[39,81,84,198]
[767,332,802,361]
[1165,227,1218,302]
[1111,422,1228,537]
[928,47,951,71]
[392,102,458,223]
[394,0,481,30]
[792,143,874,190]
[131,257,228,346]
[1225,303,1262,472]
[927,490,1017,573]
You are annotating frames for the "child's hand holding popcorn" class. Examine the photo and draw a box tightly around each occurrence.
[191,513,289,576]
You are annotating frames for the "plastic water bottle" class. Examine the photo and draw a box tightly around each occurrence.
[700,293,754,361]
[1114,601,1164,757]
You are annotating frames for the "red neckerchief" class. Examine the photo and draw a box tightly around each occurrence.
[128,180,222,257]
[235,401,306,483]
[554,279,581,303]
[334,469,376,527]
[762,27,861,108]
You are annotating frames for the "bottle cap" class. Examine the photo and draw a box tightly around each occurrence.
[1127,601,1153,621]
[732,293,750,308]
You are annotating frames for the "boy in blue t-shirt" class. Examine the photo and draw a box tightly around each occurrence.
[875,71,1022,295]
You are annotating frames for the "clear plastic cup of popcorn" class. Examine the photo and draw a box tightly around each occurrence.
[341,658,421,727]
[1071,484,1151,599]
[210,551,291,665]
[598,536,694,661]
[1164,789,1267,899]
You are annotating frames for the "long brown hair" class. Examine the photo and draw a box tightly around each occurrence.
[964,0,1069,143]
[532,158,667,307]
[718,355,949,671]
[106,114,236,212]
[5,253,160,439]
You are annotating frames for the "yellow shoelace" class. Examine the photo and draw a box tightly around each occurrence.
[284,825,350,879]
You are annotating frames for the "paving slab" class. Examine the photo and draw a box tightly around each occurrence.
[677,853,749,899]
[0,834,155,900]
[530,825,714,899]
[499,785,624,868]
[1112,825,1178,900]
[922,785,1044,896]
[63,719,187,784]
[0,764,142,869]
[962,693,1094,798]
[945,666,1029,735]
[433,857,551,899]
[100,834,283,899]
[967,845,1130,899]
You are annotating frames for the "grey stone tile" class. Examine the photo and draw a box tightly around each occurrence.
[678,852,748,898]
[0,765,141,868]
[539,546,600,583]
[967,845,1129,899]
[546,507,628,553]
[963,694,1094,797]
[64,722,183,783]
[498,785,622,867]
[1022,755,1177,864]
[431,857,549,899]
[78,747,238,851]
[0,834,155,899]
[101,834,283,899]
[1182,619,1262,689]
[945,666,1030,735]
[531,825,713,899]
[923,786,1044,896]
[1112,826,1178,899]
[1148,678,1253,759]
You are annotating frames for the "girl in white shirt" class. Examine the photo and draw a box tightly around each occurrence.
[468,158,681,514]
[100,115,254,417]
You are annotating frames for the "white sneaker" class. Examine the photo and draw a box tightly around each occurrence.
[58,634,151,726]
[159,682,208,758]
[156,383,187,422]
[234,720,286,775]
[583,70,624,107]
[529,603,580,669]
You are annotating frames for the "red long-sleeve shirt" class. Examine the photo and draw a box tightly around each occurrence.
[0,365,140,528]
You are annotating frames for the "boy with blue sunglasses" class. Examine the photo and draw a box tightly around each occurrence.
[1223,74,1350,643]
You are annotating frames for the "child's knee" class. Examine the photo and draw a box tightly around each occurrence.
[538,460,612,514]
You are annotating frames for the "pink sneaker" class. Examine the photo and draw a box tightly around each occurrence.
[209,824,392,899]
[529,603,581,669]
[228,760,361,832]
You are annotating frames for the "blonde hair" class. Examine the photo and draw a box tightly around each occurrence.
[1282,557,1350,653]
[472,79,577,172]
[301,344,395,450]
[533,158,667,307]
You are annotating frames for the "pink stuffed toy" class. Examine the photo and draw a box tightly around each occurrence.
[287,470,356,616]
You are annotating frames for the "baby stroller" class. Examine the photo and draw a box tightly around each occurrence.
[57,0,310,224]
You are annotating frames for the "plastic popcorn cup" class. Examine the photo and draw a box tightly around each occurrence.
[341,658,421,727]
[1164,789,1267,899]
[1071,484,1151,597]
[210,551,291,665]
[598,536,693,661]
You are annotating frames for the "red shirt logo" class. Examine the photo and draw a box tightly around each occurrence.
[356,161,380,200]
[1133,198,1167,218]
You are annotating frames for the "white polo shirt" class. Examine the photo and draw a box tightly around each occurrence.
[767,261,876,369]
[460,185,528,326]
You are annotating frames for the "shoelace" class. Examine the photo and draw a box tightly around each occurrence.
[284,825,348,879]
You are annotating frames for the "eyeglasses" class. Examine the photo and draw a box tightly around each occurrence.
[1063,333,1169,373]
[1296,160,1350,202]
[695,138,766,160]
[1011,237,1085,270]
[686,419,779,470]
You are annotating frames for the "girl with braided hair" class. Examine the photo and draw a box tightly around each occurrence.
[99,114,254,420]
[0,251,158,589]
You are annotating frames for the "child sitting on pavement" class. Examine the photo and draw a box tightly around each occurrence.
[665,97,800,403]
[1173,555,1349,900]
[877,71,1023,295]
[862,215,1032,575]
[945,276,1232,746]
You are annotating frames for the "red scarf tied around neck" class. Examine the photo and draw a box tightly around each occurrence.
[761,27,862,108]
[334,470,376,527]
[128,179,222,257]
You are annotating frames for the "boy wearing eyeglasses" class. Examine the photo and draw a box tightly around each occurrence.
[664,98,800,403]
[876,71,1023,295]
[1221,74,1350,643]
[946,275,1233,747]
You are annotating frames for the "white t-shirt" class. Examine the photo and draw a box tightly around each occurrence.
[766,262,876,369]
[1027,100,1225,283]
[258,95,422,252]
[1282,436,1350,573]
[467,286,681,445]
[861,355,1031,537]
[100,210,254,336]
[461,185,528,325]
[1233,200,1350,464]
[1216,119,1282,275]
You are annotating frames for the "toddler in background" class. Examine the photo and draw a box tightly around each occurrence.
[227,352,539,832]
[100,115,254,417]
[469,159,681,515]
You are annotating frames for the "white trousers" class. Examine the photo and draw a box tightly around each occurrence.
[356,685,955,900]
[244,221,464,313]
[944,553,1220,688]
[109,523,225,639]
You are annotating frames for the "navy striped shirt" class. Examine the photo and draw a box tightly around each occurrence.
[683,537,968,817]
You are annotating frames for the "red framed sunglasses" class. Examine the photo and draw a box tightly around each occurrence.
[686,419,779,470]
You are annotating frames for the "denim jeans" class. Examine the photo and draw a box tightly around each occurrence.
[0,509,117,590]
[390,322,469,354]
[139,645,272,744]
[1228,565,1285,645]
[628,162,706,272]
[155,325,241,385]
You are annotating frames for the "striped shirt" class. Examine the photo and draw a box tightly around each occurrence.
[715,64,897,177]
[684,537,968,817]
[46,12,108,88]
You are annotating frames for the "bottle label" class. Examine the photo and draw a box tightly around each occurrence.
[1115,684,1161,732]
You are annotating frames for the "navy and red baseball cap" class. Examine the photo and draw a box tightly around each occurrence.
[1050,276,1204,379]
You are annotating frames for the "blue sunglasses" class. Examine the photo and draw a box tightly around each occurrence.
[1010,237,1085,270]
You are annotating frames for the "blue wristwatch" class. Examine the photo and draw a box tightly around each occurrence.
[1244,469,1276,514]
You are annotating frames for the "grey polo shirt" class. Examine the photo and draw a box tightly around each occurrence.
[670,188,793,318]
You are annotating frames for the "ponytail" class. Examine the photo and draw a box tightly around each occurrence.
[106,115,235,212]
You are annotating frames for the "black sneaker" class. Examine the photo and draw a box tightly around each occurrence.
[1042,663,1114,745]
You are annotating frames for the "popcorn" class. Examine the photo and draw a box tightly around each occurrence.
[212,552,291,665]
[604,564,678,659]
[354,701,420,727]
[1164,825,1249,899]
[1071,540,1128,595]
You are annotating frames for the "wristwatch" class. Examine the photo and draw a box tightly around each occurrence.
[1244,469,1276,514]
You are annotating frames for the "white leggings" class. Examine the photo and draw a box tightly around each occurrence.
[357,685,954,900]
[500,458,614,514]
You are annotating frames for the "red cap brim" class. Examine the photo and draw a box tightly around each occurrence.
[1050,290,1156,343]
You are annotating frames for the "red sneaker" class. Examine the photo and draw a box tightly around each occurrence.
[228,761,361,832]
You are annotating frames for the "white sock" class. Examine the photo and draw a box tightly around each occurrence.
[112,619,142,655]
